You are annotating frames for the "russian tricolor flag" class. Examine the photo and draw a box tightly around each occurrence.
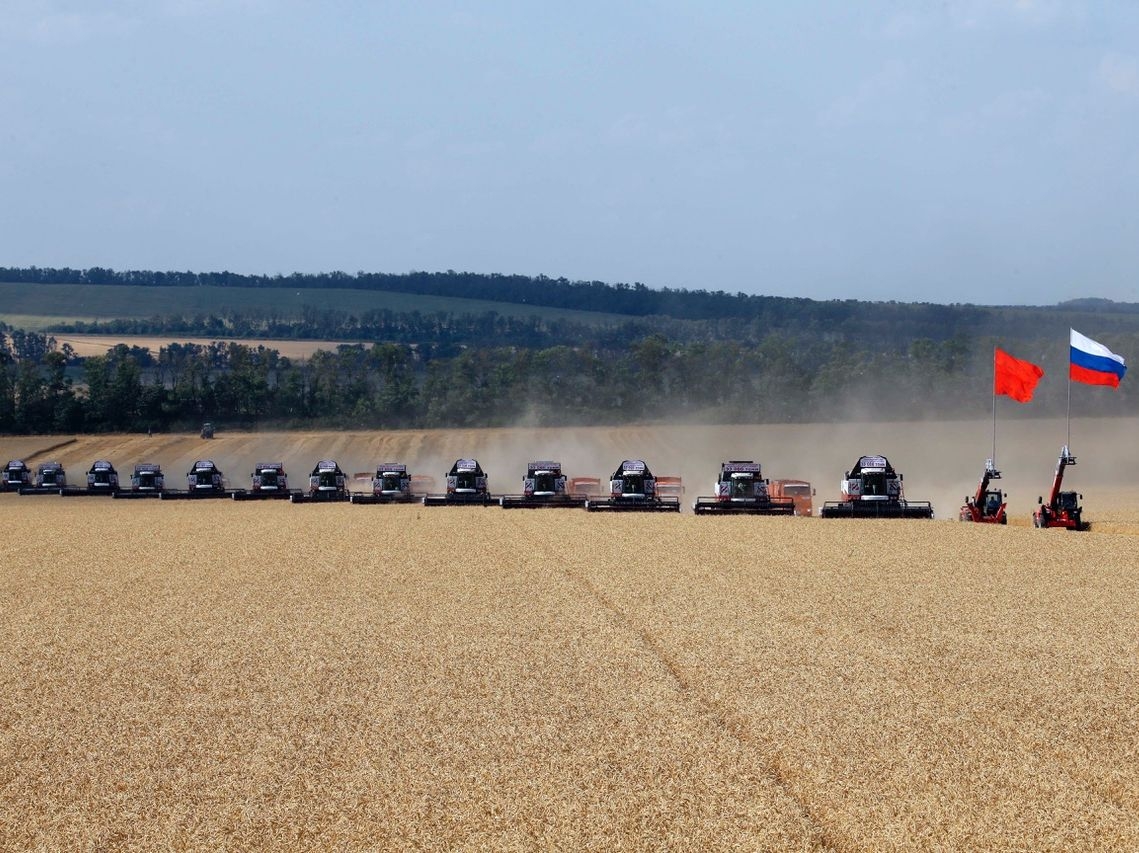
[1070,329,1127,388]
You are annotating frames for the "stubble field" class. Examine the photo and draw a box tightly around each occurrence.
[1,420,1138,850]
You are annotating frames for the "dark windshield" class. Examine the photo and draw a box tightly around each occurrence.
[380,474,403,491]
[318,471,340,489]
[455,472,477,490]
[259,471,279,487]
[861,472,887,496]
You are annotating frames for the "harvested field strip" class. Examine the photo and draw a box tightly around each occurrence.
[2,501,1137,850]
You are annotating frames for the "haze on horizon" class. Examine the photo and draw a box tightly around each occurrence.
[2,1,1138,308]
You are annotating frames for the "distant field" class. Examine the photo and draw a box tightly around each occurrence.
[52,334,371,360]
[0,282,624,329]
[1,420,1137,849]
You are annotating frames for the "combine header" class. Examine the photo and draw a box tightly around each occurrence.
[693,460,795,515]
[19,462,68,495]
[586,459,681,513]
[62,460,121,496]
[114,463,166,499]
[959,460,1007,524]
[162,459,238,499]
[819,454,934,519]
[351,463,417,504]
[500,461,587,509]
[233,462,293,501]
[1033,446,1087,530]
[424,459,495,506]
[2,460,31,492]
[291,460,350,503]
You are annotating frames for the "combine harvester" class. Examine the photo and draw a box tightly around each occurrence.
[233,462,294,501]
[500,461,587,509]
[291,460,350,503]
[162,459,240,500]
[114,463,166,499]
[2,460,31,493]
[1033,446,1087,530]
[586,459,681,513]
[62,460,121,496]
[819,454,934,519]
[693,460,796,515]
[424,459,496,506]
[351,463,417,504]
[959,460,1007,524]
[19,461,68,495]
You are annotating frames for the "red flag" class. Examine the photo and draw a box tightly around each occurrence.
[994,348,1044,402]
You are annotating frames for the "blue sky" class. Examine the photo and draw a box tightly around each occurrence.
[2,1,1138,305]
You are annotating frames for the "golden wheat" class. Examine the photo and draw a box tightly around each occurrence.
[0,494,1136,851]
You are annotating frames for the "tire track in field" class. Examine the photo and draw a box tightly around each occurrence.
[499,511,844,853]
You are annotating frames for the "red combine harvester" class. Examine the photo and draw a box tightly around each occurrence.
[693,460,796,515]
[500,461,587,509]
[959,460,1007,524]
[1033,446,1087,531]
[819,454,934,519]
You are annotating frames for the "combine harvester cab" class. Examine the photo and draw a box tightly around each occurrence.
[769,479,815,516]
[424,459,494,506]
[19,461,68,495]
[114,463,166,499]
[62,460,120,496]
[291,460,349,503]
[1033,446,1087,531]
[351,463,416,504]
[819,454,934,519]
[234,462,293,500]
[586,459,681,513]
[163,459,239,500]
[960,460,1007,524]
[501,461,587,509]
[2,460,31,493]
[693,460,795,515]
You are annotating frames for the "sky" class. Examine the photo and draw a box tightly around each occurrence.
[2,0,1138,306]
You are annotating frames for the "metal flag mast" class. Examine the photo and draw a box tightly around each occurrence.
[992,347,998,467]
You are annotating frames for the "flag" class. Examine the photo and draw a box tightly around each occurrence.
[994,347,1044,402]
[1069,329,1127,388]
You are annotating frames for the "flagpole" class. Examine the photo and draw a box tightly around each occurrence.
[992,348,997,466]
[1066,364,1072,450]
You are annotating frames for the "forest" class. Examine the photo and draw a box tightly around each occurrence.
[0,267,1135,433]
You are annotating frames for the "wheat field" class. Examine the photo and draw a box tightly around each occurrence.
[1,421,1138,850]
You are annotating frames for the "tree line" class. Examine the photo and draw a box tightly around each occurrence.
[1,327,1133,435]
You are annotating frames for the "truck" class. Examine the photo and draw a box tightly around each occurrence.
[768,479,815,516]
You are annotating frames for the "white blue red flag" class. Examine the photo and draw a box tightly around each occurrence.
[1069,329,1126,388]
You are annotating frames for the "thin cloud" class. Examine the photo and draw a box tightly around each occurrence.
[1099,52,1139,96]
